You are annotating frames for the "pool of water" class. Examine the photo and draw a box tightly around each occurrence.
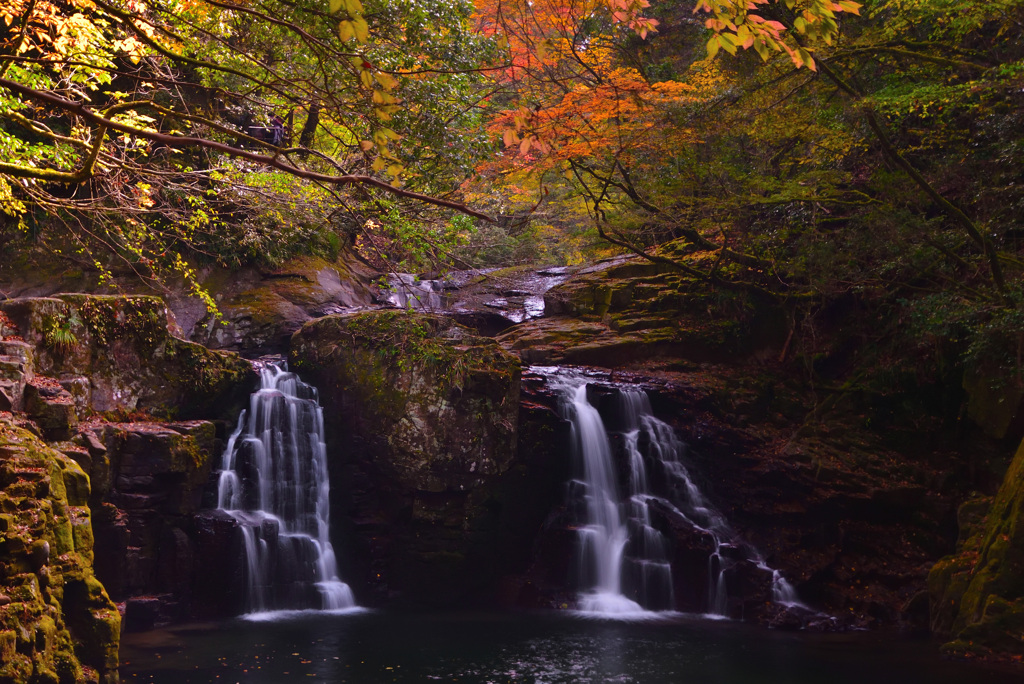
[120,611,1019,684]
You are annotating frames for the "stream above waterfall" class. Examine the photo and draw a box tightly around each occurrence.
[121,611,1022,684]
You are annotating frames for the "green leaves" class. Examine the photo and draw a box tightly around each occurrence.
[696,0,863,69]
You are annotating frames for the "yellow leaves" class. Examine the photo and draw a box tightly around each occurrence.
[338,20,355,42]
[335,0,369,43]
[375,72,399,91]
[372,89,399,105]
[133,182,155,209]
[112,36,147,64]
[695,0,859,69]
[352,15,369,42]
[338,17,368,43]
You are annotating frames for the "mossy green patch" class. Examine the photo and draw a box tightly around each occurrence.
[929,436,1024,657]
[0,414,119,682]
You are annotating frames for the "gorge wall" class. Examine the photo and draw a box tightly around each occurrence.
[2,250,1023,675]
[289,311,569,607]
[0,294,258,680]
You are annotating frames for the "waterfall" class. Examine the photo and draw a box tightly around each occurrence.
[562,381,644,615]
[549,368,805,618]
[217,361,357,615]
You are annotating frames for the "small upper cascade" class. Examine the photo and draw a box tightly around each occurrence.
[217,361,356,614]
[545,367,806,618]
[387,273,447,310]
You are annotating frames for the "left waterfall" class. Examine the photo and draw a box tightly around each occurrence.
[217,361,357,615]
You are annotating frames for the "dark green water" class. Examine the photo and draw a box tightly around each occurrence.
[120,611,1020,684]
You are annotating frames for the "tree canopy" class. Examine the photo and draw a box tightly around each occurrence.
[1,0,498,296]
[4,0,1024,379]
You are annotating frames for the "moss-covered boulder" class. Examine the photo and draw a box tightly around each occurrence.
[0,295,254,419]
[290,311,522,606]
[0,415,120,684]
[929,436,1024,658]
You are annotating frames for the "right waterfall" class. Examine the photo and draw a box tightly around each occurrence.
[551,369,805,617]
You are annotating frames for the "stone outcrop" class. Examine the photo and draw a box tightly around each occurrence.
[182,253,378,354]
[0,249,379,356]
[0,294,254,419]
[929,436,1024,658]
[497,256,786,367]
[0,415,120,684]
[290,311,534,606]
[72,421,221,630]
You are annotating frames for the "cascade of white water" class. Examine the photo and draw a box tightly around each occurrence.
[549,368,806,618]
[560,379,645,614]
[631,401,807,614]
[618,391,675,611]
[217,361,356,614]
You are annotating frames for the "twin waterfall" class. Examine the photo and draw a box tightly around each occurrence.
[554,371,802,617]
[217,362,356,615]
[215,361,799,619]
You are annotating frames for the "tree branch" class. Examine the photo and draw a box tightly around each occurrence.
[0,76,494,221]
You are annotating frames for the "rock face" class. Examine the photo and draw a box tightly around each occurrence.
[0,249,380,355]
[74,421,222,630]
[182,253,379,354]
[0,295,254,418]
[290,311,531,606]
[929,437,1024,657]
[0,415,120,684]
[497,257,786,367]
[1,294,255,648]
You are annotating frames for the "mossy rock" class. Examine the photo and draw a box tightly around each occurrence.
[0,294,255,420]
[0,414,120,682]
[291,311,520,492]
[929,435,1024,657]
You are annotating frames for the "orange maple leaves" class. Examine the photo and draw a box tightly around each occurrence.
[477,0,718,173]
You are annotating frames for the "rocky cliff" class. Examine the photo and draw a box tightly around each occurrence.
[289,311,557,606]
[0,294,257,681]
